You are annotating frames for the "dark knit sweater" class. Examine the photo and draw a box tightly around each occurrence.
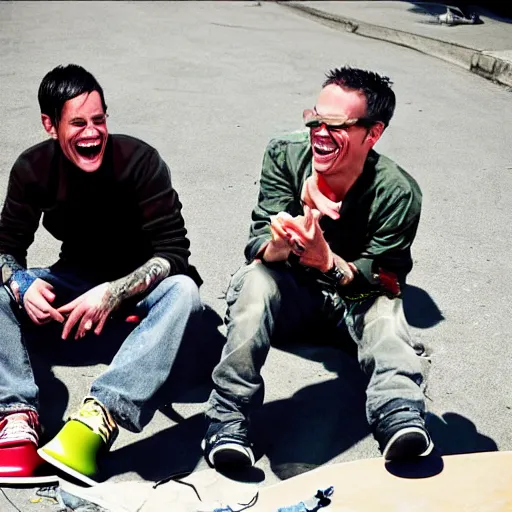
[0,134,191,282]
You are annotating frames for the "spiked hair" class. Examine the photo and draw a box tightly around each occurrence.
[323,66,396,127]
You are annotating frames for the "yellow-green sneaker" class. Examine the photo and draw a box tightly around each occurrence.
[38,397,118,486]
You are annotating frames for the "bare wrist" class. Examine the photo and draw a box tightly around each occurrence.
[319,254,334,273]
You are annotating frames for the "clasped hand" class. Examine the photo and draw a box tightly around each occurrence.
[23,279,119,340]
[270,205,333,272]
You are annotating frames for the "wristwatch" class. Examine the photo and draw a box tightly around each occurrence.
[323,263,345,285]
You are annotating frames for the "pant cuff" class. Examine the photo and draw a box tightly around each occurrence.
[89,391,142,433]
[205,389,251,423]
[370,398,425,428]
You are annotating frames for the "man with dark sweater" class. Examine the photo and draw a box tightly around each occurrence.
[0,64,202,484]
[203,67,433,470]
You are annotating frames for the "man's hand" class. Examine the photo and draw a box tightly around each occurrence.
[58,283,119,340]
[280,207,356,284]
[56,256,171,340]
[279,205,333,272]
[301,173,342,220]
[261,213,295,262]
[23,279,65,326]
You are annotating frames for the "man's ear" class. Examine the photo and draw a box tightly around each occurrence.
[41,114,58,139]
[366,122,385,148]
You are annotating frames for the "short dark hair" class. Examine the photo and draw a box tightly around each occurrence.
[323,66,396,127]
[38,64,107,126]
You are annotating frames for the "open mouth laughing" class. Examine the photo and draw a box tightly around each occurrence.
[72,137,106,171]
[76,139,102,159]
[311,135,341,169]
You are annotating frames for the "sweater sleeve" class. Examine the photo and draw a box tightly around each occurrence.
[0,155,42,267]
[134,148,190,276]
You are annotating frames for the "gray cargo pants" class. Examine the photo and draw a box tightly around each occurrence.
[206,260,429,428]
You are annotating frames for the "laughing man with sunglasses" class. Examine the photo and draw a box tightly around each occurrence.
[202,66,433,470]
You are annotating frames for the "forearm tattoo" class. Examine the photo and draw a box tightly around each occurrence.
[106,256,171,309]
[0,253,25,285]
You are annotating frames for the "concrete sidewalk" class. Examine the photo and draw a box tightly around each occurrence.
[277,1,512,87]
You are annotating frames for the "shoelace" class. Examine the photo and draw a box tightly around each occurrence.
[72,398,117,445]
[0,411,39,446]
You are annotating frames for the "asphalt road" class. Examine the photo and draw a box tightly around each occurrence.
[0,1,511,510]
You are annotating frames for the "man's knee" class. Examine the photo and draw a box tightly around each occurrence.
[228,261,281,305]
[160,274,200,298]
[146,274,202,315]
[354,296,408,342]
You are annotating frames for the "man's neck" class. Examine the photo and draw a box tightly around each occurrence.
[321,160,366,201]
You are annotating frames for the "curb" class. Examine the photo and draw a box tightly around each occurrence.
[277,1,512,88]
[471,52,512,86]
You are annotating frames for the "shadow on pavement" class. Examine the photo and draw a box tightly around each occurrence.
[385,411,497,479]
[29,358,69,440]
[159,304,225,406]
[386,454,444,478]
[102,413,206,483]
[426,411,498,455]
[103,414,267,485]
[402,284,444,329]
[254,345,370,481]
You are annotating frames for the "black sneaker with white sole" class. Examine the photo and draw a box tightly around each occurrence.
[382,425,434,461]
[374,409,434,462]
[202,419,255,470]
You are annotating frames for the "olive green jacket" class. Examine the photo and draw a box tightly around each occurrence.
[245,131,422,297]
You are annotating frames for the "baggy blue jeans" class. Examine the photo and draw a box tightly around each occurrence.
[0,265,202,432]
[206,261,429,429]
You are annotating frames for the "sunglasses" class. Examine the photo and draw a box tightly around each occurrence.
[303,108,375,131]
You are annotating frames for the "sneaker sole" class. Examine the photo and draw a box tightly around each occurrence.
[37,449,98,487]
[0,474,60,485]
[383,427,434,461]
[201,439,255,469]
